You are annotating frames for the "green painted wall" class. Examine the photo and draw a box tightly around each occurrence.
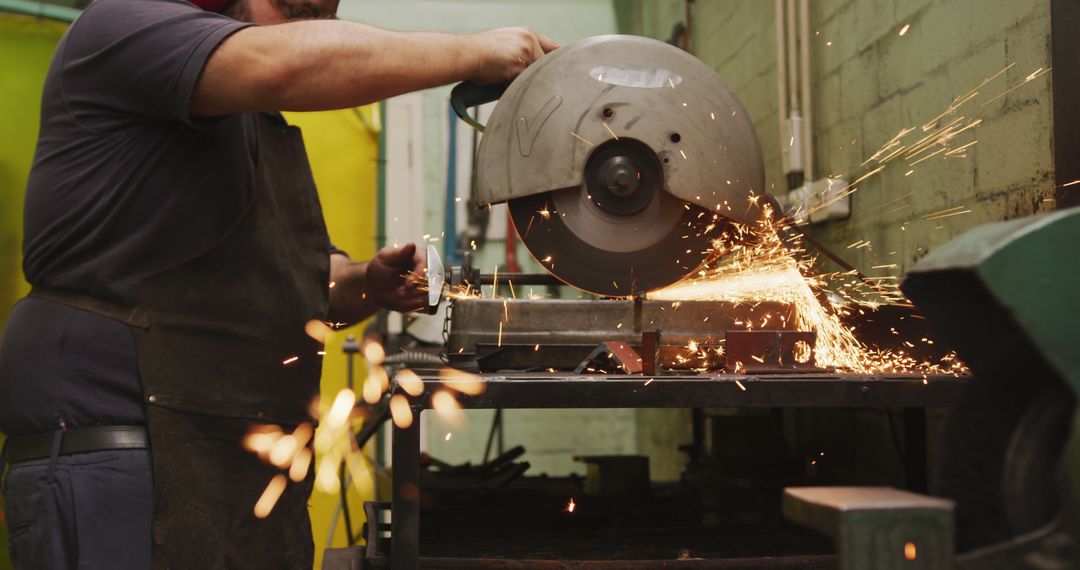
[635,0,686,41]
[621,0,1054,273]
[684,0,1054,274]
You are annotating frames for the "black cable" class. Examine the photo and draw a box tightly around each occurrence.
[354,398,391,450]
[482,408,502,463]
[340,337,360,545]
[339,463,354,545]
[497,409,504,455]
[382,350,445,366]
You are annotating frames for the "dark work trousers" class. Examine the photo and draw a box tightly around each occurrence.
[3,439,153,570]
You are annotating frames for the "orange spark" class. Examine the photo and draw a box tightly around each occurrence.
[362,372,384,404]
[432,390,465,426]
[305,320,332,344]
[570,131,594,146]
[395,369,425,397]
[439,368,486,396]
[253,475,287,519]
[390,394,414,429]
[362,342,385,366]
[289,448,312,482]
[602,122,619,140]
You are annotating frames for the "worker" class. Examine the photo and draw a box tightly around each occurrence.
[0,0,556,567]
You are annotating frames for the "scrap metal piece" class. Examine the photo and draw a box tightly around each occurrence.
[641,330,661,376]
[574,455,651,498]
[573,341,643,374]
[725,330,818,372]
[783,486,954,570]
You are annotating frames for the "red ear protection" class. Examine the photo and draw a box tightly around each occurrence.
[190,0,231,12]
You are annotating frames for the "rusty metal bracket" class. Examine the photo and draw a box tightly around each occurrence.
[726,330,818,372]
[573,341,644,374]
[641,330,661,376]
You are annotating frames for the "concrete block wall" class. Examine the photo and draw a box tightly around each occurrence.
[689,0,1055,274]
[620,0,1055,482]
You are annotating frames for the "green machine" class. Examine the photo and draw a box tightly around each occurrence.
[784,206,1080,569]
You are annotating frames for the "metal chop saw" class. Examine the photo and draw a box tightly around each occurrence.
[430,34,768,301]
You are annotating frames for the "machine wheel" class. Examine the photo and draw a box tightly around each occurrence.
[935,371,1075,552]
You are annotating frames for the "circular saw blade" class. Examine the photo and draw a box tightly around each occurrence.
[509,189,716,297]
[475,35,766,227]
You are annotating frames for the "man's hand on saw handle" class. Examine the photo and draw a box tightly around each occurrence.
[192,20,557,116]
[327,244,427,325]
[467,27,558,85]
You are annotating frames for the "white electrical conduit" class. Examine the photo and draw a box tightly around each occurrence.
[785,0,799,117]
[774,0,815,192]
[799,0,813,184]
[774,0,789,165]
[777,0,804,184]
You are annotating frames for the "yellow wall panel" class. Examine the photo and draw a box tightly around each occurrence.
[0,15,67,570]
[0,14,66,329]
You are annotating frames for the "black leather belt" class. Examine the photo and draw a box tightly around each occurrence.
[4,426,149,464]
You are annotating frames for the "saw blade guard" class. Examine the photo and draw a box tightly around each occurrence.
[475,34,766,225]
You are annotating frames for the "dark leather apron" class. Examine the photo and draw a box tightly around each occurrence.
[32,112,330,569]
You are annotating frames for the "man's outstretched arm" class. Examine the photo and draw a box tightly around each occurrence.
[191,23,556,116]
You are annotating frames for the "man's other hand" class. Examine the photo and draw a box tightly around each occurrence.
[467,27,558,85]
[366,243,427,313]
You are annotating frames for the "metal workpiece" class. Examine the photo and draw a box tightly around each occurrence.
[783,487,954,570]
[573,341,644,374]
[476,35,764,223]
[446,297,796,370]
[449,250,562,289]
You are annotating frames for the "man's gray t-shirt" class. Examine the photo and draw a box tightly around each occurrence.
[1,0,254,434]
[24,0,255,303]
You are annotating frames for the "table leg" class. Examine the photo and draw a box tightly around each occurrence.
[391,410,421,569]
[903,407,928,493]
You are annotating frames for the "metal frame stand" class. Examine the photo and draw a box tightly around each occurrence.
[377,372,967,569]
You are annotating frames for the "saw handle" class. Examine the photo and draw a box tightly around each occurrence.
[450,81,510,132]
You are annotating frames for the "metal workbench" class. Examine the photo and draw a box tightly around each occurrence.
[380,372,968,569]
